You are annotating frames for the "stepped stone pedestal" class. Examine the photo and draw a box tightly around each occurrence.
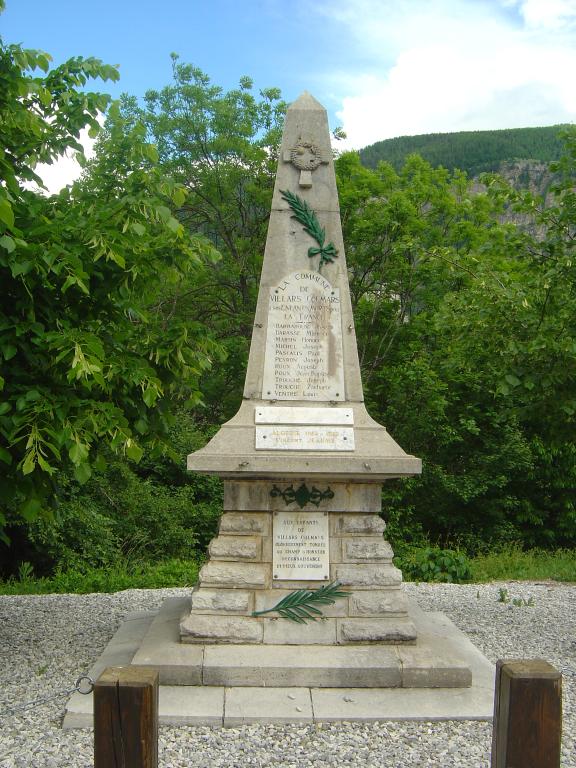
[180,481,417,649]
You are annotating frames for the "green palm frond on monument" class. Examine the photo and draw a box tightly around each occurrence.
[252,581,348,623]
[280,189,338,271]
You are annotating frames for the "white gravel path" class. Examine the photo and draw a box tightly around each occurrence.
[0,581,574,767]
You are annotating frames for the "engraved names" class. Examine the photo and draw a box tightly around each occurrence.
[273,512,330,580]
[262,270,345,401]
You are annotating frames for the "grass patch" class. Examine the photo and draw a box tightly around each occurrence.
[470,546,576,583]
[2,547,575,594]
[0,557,202,595]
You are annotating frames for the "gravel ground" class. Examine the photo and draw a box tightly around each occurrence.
[0,581,574,767]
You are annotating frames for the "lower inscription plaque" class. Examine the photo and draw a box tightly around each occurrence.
[273,512,330,581]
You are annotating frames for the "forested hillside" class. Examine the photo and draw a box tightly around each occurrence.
[359,125,566,177]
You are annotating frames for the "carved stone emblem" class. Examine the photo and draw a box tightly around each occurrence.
[290,140,323,171]
[283,138,329,188]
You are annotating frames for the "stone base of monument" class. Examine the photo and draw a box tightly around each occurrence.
[177,481,422,648]
[62,600,494,728]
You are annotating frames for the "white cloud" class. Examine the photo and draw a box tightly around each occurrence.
[31,124,99,195]
[514,0,576,29]
[312,0,576,148]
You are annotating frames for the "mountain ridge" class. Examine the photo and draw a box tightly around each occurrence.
[358,124,568,178]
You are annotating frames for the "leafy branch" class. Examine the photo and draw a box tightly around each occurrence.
[252,581,348,623]
[280,189,338,271]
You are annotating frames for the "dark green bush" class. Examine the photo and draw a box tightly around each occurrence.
[396,545,473,583]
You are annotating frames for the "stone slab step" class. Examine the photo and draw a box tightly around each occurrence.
[63,600,494,728]
[123,597,470,688]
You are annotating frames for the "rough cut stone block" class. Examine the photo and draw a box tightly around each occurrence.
[208,536,260,561]
[180,614,263,644]
[329,537,342,563]
[199,562,268,589]
[333,564,402,588]
[191,588,252,614]
[261,537,272,562]
[263,617,337,645]
[343,539,394,562]
[334,514,386,536]
[254,590,348,618]
[219,512,271,536]
[338,618,417,644]
[224,480,382,513]
[349,590,409,617]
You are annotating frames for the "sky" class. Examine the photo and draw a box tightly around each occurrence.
[3,0,576,190]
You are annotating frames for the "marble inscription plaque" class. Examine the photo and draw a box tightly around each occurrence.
[273,512,329,580]
[262,270,345,401]
[256,425,354,450]
[255,406,354,425]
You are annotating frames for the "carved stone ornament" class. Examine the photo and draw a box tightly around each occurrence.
[283,138,329,188]
[290,140,324,171]
[270,483,335,508]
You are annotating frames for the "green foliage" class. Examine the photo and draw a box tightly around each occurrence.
[1,415,222,578]
[360,125,566,177]
[0,36,223,538]
[121,58,287,423]
[337,140,576,549]
[0,557,201,595]
[396,546,473,583]
[497,587,534,606]
[471,546,576,583]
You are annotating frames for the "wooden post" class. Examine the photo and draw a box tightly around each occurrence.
[94,666,159,768]
[491,659,562,768]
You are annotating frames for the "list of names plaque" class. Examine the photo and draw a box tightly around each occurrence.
[262,270,345,401]
[273,512,330,580]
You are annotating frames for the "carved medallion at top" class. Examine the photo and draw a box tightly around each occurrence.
[283,138,329,188]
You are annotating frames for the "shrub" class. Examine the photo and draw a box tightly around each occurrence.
[396,545,473,583]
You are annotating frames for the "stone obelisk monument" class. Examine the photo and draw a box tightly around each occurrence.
[179,93,470,688]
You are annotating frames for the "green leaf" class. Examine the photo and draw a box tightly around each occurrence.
[0,235,16,253]
[125,440,143,462]
[143,143,159,163]
[142,385,158,407]
[69,441,89,465]
[21,452,36,475]
[20,497,42,522]
[3,344,17,361]
[0,447,12,465]
[93,453,107,472]
[73,461,92,484]
[37,455,56,474]
[166,216,182,234]
[131,222,146,236]
[0,198,14,228]
[134,417,149,435]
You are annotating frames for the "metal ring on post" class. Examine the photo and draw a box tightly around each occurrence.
[75,675,94,695]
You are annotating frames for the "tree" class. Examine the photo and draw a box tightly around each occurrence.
[121,57,286,419]
[0,35,222,540]
[337,146,576,549]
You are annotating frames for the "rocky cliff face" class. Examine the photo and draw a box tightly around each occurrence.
[472,159,557,234]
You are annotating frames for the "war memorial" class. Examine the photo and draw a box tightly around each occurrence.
[64,93,494,727]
